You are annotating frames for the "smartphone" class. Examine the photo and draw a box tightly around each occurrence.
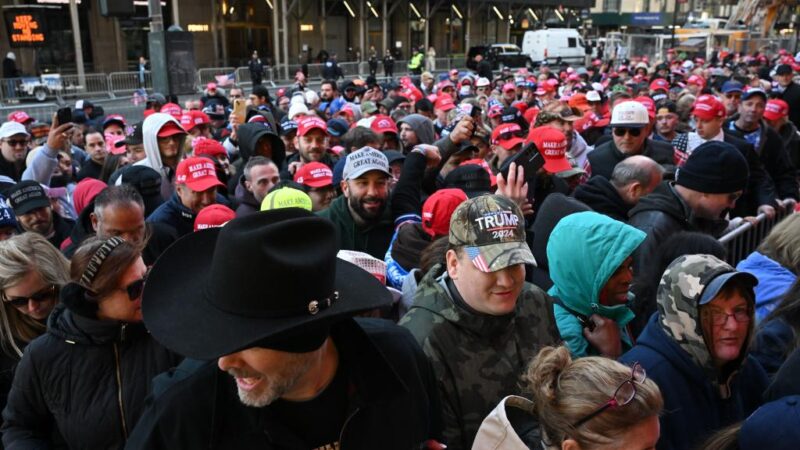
[232,98,246,123]
[498,142,544,181]
[577,315,596,332]
[470,106,482,119]
[56,107,72,126]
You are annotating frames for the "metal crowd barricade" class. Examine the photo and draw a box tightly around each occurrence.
[108,71,151,96]
[59,73,111,99]
[718,209,794,265]
[196,67,237,90]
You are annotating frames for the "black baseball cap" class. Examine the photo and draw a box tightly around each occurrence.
[116,121,143,148]
[5,181,50,216]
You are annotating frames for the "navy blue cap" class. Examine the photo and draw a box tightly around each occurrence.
[721,80,744,94]
[383,150,405,165]
[699,270,758,305]
[0,196,17,229]
[326,118,349,138]
[739,396,800,450]
[742,88,767,101]
[280,120,298,136]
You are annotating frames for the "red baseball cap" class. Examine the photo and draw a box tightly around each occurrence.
[692,95,725,120]
[206,82,218,90]
[193,137,227,159]
[491,123,525,150]
[294,162,333,188]
[765,99,790,121]
[297,116,327,136]
[687,75,705,87]
[649,78,670,92]
[488,104,504,118]
[181,110,211,131]
[635,96,656,119]
[503,83,517,92]
[176,156,224,192]
[421,188,468,238]
[193,204,235,231]
[434,95,456,111]
[161,103,183,120]
[156,121,187,138]
[530,126,572,174]
[8,111,33,124]
[370,115,398,134]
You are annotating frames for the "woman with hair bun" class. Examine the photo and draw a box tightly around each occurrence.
[473,345,663,449]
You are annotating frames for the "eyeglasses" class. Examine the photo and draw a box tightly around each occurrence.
[613,127,643,137]
[705,307,751,326]
[3,139,30,147]
[2,285,58,308]
[573,362,646,428]
[123,272,148,301]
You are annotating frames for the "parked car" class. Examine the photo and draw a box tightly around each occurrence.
[466,44,533,70]
[17,74,64,102]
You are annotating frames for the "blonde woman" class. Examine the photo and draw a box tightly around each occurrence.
[0,233,69,426]
[474,345,662,449]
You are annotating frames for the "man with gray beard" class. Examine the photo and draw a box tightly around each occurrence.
[126,209,442,449]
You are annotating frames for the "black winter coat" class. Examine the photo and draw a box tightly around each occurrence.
[125,318,442,449]
[572,176,630,222]
[587,138,675,179]
[1,304,181,449]
[628,182,729,276]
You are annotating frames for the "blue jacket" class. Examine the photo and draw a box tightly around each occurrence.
[736,251,796,322]
[547,212,645,357]
[621,314,768,450]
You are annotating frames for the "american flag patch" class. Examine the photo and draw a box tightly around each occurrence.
[466,247,490,272]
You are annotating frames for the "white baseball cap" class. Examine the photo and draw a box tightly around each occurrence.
[0,121,30,139]
[586,91,602,102]
[343,147,391,180]
[611,101,649,128]
[476,77,491,88]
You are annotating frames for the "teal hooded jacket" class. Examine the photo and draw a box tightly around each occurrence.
[547,211,646,357]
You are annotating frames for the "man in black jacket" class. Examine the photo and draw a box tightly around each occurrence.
[764,98,800,178]
[588,101,674,178]
[5,180,74,249]
[628,141,748,274]
[775,64,800,130]
[725,88,798,211]
[126,209,442,449]
[673,94,778,217]
[573,155,663,222]
[475,53,493,80]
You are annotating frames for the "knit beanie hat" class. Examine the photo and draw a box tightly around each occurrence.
[676,141,749,194]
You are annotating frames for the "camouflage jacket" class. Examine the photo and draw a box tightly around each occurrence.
[399,264,559,450]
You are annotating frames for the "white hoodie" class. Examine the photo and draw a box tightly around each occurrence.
[135,113,183,200]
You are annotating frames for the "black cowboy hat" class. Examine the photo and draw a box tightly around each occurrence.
[142,208,392,360]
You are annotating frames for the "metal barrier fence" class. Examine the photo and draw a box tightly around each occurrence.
[719,209,794,265]
[0,56,471,105]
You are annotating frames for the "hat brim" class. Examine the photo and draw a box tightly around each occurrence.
[13,198,50,216]
[466,241,537,273]
[142,226,393,360]
[345,167,392,181]
[543,157,575,174]
[496,137,525,150]
[699,271,758,306]
[610,123,647,129]
[184,177,225,193]
[157,128,187,138]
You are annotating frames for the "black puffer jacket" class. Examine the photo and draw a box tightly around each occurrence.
[628,182,728,276]
[573,176,630,222]
[1,296,181,449]
[587,138,675,179]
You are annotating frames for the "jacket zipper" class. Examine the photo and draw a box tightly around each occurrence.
[114,325,129,440]
[337,406,360,448]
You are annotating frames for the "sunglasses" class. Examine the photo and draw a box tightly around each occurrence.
[495,130,526,141]
[613,127,643,137]
[123,274,147,301]
[573,362,647,428]
[2,285,58,308]
[3,139,30,147]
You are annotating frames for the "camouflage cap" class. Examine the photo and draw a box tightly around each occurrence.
[448,194,536,272]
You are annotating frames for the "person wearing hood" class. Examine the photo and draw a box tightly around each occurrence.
[400,195,559,449]
[147,157,225,237]
[629,141,748,275]
[134,113,187,201]
[235,156,280,217]
[573,156,663,223]
[228,119,286,198]
[621,254,767,450]
[1,236,181,448]
[398,114,436,152]
[547,212,645,358]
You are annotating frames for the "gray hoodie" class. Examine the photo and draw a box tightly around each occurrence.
[135,113,183,200]
[398,114,435,146]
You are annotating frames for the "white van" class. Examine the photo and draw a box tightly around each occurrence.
[522,29,586,65]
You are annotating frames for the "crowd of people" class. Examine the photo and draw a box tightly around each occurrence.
[0,45,799,449]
